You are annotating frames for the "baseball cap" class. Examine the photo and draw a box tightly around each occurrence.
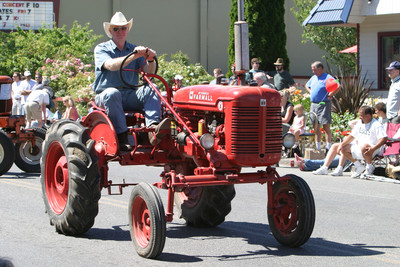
[174,75,183,80]
[386,61,400,70]
[24,71,31,76]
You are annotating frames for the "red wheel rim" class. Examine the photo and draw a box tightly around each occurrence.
[45,142,69,214]
[272,189,299,235]
[131,196,151,248]
[176,187,203,208]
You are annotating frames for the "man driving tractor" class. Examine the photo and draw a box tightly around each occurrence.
[93,11,170,151]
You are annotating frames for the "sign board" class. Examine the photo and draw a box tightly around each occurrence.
[0,1,54,30]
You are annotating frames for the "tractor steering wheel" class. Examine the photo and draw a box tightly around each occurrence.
[119,51,158,89]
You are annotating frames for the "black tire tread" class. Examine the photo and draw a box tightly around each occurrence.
[41,120,101,236]
[175,185,236,228]
[129,183,166,259]
[268,174,315,247]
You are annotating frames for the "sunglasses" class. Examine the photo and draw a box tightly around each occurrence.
[112,26,127,32]
[253,62,260,64]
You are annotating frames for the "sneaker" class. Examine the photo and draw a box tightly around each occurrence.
[313,166,329,175]
[331,168,343,176]
[363,165,375,176]
[351,164,365,178]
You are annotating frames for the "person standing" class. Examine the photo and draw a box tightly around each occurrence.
[11,72,24,115]
[93,11,169,151]
[266,58,296,91]
[305,61,340,151]
[20,70,37,115]
[245,57,264,84]
[385,61,400,123]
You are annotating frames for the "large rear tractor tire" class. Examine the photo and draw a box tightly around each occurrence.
[268,174,315,247]
[174,185,236,228]
[15,127,46,173]
[129,183,166,259]
[0,130,15,176]
[41,120,101,235]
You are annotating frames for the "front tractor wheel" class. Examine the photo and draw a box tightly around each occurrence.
[174,185,236,227]
[41,120,101,235]
[129,183,166,259]
[268,174,315,247]
[15,127,46,173]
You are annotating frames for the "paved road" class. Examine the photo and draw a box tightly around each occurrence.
[0,161,399,266]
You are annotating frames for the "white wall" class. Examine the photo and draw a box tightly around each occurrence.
[360,14,400,91]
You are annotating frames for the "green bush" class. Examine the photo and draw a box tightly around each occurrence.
[156,51,213,90]
[0,22,101,76]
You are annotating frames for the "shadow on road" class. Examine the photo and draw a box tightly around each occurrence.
[81,220,395,263]
[1,172,40,179]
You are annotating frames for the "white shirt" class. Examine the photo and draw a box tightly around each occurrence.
[26,90,50,106]
[20,79,37,102]
[351,118,387,147]
[12,81,23,100]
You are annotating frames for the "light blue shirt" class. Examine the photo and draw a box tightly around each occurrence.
[306,72,333,103]
[386,75,400,120]
[93,40,146,93]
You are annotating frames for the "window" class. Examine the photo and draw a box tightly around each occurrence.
[378,32,400,89]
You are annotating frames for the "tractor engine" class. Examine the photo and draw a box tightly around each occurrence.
[172,84,282,167]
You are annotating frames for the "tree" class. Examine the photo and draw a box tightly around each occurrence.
[291,0,357,73]
[0,21,101,76]
[228,0,289,75]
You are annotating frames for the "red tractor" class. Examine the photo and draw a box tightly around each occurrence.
[0,76,46,175]
[40,54,315,259]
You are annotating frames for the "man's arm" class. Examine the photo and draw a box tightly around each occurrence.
[103,46,156,73]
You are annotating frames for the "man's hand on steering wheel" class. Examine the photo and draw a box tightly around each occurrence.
[134,46,157,62]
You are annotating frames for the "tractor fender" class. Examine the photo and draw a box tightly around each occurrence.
[81,110,118,156]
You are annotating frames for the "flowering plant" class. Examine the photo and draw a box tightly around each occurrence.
[40,55,95,115]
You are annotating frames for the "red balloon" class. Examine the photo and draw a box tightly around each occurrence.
[325,78,339,93]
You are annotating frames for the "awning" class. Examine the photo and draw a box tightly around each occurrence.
[339,45,357,53]
[303,0,355,26]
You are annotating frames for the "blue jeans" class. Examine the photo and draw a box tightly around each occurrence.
[95,86,161,134]
[304,156,340,171]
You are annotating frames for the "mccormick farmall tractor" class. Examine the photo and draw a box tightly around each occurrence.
[0,76,45,175]
[40,52,315,259]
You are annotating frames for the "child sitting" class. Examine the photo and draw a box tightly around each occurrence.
[289,104,306,147]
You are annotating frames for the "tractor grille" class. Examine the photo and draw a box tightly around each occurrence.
[231,106,281,154]
[265,106,282,153]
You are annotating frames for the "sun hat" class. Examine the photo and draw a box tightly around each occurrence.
[386,61,400,70]
[24,70,31,77]
[174,75,183,80]
[274,58,284,66]
[103,12,133,38]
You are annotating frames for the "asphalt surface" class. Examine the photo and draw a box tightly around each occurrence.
[0,160,399,266]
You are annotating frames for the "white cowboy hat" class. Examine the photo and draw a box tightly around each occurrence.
[103,12,133,38]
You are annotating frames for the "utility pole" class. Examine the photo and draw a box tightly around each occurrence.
[234,0,249,85]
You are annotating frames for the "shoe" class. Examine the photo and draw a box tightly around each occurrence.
[313,166,329,175]
[351,163,365,178]
[362,165,375,176]
[117,131,133,151]
[148,118,171,145]
[331,168,343,176]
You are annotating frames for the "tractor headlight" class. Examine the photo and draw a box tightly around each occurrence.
[282,133,295,149]
[199,133,215,150]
